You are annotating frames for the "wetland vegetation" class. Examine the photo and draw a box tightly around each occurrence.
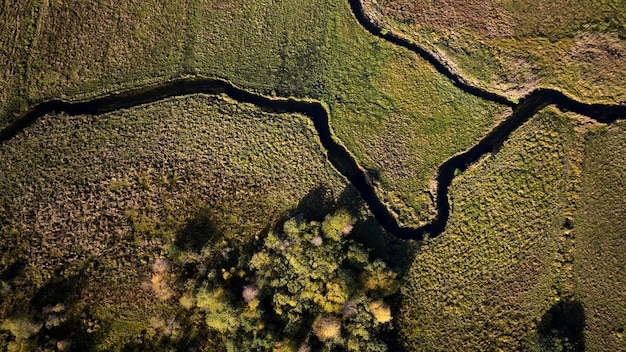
[1,0,625,351]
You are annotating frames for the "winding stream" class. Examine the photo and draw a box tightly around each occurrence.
[1,3,626,241]
[0,77,411,238]
[348,0,516,108]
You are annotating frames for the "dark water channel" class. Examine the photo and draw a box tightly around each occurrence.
[347,0,626,238]
[0,78,421,239]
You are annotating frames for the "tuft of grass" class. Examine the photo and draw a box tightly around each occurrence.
[0,94,348,350]
[0,0,43,130]
[397,107,586,351]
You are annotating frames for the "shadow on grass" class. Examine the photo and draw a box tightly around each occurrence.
[121,314,222,352]
[332,185,418,352]
[174,207,223,254]
[537,299,586,352]
[292,184,340,222]
[30,274,86,311]
[0,259,26,282]
[28,272,94,351]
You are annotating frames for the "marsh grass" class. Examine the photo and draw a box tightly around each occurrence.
[0,0,507,226]
[397,107,586,351]
[366,0,626,104]
[573,120,626,351]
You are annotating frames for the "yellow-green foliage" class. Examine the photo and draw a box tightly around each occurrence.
[360,260,400,296]
[312,314,342,342]
[250,217,353,319]
[1,317,42,341]
[272,339,299,352]
[368,301,392,324]
[0,94,346,277]
[573,120,626,351]
[398,107,585,351]
[0,95,347,351]
[321,210,353,241]
[196,286,239,333]
[227,212,399,350]
[316,278,351,313]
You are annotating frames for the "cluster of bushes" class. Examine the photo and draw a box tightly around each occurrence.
[192,210,399,351]
[0,208,399,351]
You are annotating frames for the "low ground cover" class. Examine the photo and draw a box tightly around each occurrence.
[397,107,586,350]
[0,94,350,350]
[573,120,626,351]
[364,0,626,104]
[0,1,41,130]
[0,0,507,226]
[3,1,623,350]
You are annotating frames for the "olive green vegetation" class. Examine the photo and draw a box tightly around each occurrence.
[0,94,351,350]
[573,120,626,351]
[0,0,507,226]
[193,211,399,351]
[3,0,624,351]
[0,1,41,125]
[397,107,587,351]
[366,0,626,104]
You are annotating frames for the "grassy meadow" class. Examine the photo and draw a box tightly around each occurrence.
[365,0,626,104]
[397,107,587,351]
[0,0,42,128]
[0,0,507,227]
[1,0,624,351]
[573,120,626,351]
[0,94,351,350]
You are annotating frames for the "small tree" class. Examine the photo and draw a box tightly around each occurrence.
[312,314,341,342]
[245,211,398,349]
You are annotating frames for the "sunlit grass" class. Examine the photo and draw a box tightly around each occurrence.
[397,107,585,351]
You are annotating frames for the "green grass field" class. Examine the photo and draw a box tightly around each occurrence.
[573,120,626,351]
[365,0,626,104]
[1,1,625,351]
[397,107,586,351]
[0,1,41,128]
[0,0,507,227]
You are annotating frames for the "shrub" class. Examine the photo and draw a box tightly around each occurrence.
[368,301,392,324]
[1,317,42,340]
[360,260,399,295]
[195,286,239,333]
[321,210,354,241]
[312,314,342,342]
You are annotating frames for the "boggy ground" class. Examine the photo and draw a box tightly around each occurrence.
[363,0,626,104]
[398,107,588,350]
[573,120,626,351]
[0,0,507,227]
[1,0,625,351]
